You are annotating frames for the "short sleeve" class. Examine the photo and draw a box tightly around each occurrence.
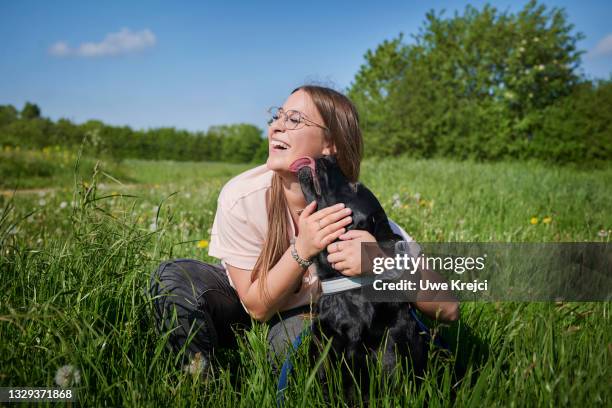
[208,197,264,271]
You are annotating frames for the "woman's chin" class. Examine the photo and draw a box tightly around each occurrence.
[266,155,298,176]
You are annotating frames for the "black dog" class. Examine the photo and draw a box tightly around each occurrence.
[289,154,429,402]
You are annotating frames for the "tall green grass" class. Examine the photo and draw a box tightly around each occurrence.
[1,156,610,406]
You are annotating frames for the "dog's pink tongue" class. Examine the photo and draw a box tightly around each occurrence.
[289,156,316,174]
[289,156,321,196]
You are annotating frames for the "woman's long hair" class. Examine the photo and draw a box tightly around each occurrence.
[251,85,364,306]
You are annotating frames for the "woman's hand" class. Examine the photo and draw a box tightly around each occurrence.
[294,201,353,260]
[326,229,377,277]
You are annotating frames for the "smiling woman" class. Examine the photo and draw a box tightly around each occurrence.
[148,84,458,378]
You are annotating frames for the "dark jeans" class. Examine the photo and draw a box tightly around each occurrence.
[148,258,312,371]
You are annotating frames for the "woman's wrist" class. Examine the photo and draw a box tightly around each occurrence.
[291,238,313,269]
[293,237,312,261]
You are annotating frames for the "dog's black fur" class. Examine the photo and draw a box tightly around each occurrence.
[291,154,429,402]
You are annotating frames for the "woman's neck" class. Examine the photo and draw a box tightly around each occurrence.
[281,174,308,233]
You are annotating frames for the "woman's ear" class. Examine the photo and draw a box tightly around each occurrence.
[322,138,337,156]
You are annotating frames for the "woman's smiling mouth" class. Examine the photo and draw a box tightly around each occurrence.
[271,139,291,151]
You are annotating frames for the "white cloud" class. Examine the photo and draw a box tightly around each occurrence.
[587,33,612,58]
[49,28,156,58]
[49,41,70,57]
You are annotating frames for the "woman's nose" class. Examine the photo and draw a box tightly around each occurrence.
[269,117,286,134]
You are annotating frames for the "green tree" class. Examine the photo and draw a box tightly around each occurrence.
[348,0,586,162]
[21,102,41,120]
[0,105,19,127]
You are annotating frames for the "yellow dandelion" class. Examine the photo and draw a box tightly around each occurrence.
[542,216,552,224]
[111,191,118,196]
[530,217,539,225]
[419,199,428,207]
[197,240,209,249]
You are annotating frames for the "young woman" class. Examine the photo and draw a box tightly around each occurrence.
[149,85,459,374]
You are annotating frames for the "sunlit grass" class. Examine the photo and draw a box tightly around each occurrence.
[1,155,610,406]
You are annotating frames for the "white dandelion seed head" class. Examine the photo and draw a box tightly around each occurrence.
[59,201,68,209]
[149,222,157,232]
[414,192,421,201]
[182,352,209,378]
[38,199,47,206]
[598,229,608,238]
[54,365,81,388]
[184,192,191,199]
[36,238,43,244]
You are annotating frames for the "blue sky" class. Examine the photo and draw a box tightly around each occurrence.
[1,0,610,133]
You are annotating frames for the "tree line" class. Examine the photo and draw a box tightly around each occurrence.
[0,103,268,164]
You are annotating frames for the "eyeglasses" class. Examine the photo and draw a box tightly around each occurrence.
[267,106,329,131]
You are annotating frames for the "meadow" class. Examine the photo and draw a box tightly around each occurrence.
[1,151,610,406]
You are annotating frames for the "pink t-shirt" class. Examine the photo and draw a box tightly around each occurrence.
[207,163,321,312]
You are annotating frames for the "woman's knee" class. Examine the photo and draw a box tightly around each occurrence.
[149,258,203,300]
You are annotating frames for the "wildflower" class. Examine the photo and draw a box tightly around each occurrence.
[38,199,46,207]
[392,193,401,209]
[537,64,545,71]
[197,240,209,249]
[542,216,552,224]
[414,192,421,202]
[54,365,81,388]
[111,191,118,196]
[530,217,539,225]
[59,201,68,209]
[519,46,525,53]
[184,192,192,199]
[149,221,157,232]
[598,230,609,238]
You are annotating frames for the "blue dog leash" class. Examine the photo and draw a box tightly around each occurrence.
[276,324,312,407]
[275,306,449,406]
[408,305,450,351]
